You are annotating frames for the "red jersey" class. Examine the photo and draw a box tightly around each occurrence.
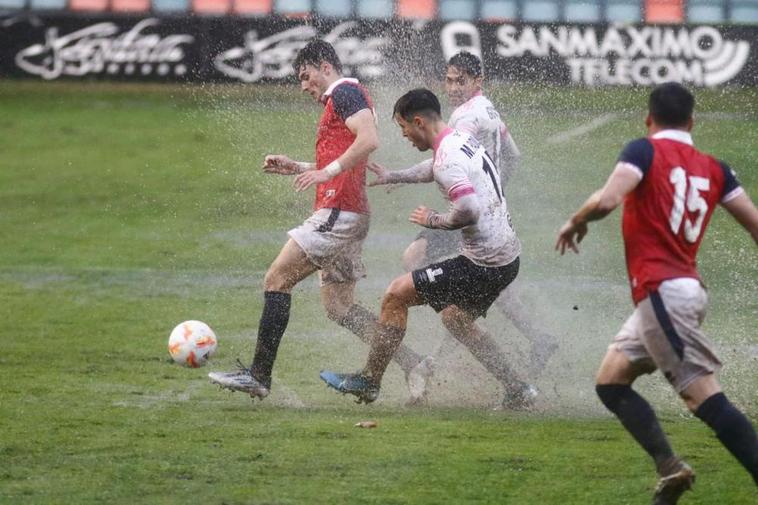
[314,78,374,214]
[618,130,742,304]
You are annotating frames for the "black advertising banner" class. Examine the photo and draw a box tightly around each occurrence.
[1,13,756,87]
[471,22,758,87]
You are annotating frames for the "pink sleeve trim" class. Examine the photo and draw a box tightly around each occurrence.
[449,185,475,201]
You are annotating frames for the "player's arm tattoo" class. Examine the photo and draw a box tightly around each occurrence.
[386,159,434,184]
[426,193,480,230]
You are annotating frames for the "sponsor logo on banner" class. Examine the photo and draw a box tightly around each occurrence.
[214,21,387,82]
[441,21,750,87]
[496,24,750,86]
[15,18,194,80]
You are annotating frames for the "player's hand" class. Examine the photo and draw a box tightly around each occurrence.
[367,162,391,186]
[555,219,588,255]
[294,169,331,192]
[263,155,299,175]
[367,162,406,193]
[409,205,434,227]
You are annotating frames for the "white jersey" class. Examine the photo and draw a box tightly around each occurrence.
[449,93,518,183]
[433,128,521,267]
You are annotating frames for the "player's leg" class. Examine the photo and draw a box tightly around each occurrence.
[320,272,424,403]
[624,279,726,502]
[401,232,463,393]
[596,347,694,505]
[320,281,426,378]
[439,304,535,408]
[644,279,758,486]
[491,281,559,379]
[210,238,317,398]
[683,375,758,485]
[315,213,432,401]
[251,238,319,382]
[401,238,428,272]
[595,347,681,474]
[637,280,758,485]
[363,272,424,384]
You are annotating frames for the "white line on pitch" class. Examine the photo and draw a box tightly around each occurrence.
[547,113,618,145]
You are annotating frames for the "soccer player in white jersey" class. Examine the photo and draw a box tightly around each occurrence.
[372,52,558,390]
[320,89,535,407]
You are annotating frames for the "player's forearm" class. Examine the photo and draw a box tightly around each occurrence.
[427,194,480,230]
[386,159,434,184]
[722,191,758,244]
[500,136,521,185]
[500,153,520,186]
[571,190,612,225]
[331,131,379,176]
[293,161,316,173]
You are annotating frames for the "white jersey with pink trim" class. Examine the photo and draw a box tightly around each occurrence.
[448,94,514,179]
[433,129,521,267]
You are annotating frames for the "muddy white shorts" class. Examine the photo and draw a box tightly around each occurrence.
[610,277,722,392]
[288,208,369,286]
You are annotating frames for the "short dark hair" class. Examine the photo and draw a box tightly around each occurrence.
[447,51,482,78]
[393,88,442,121]
[649,82,694,128]
[293,39,342,74]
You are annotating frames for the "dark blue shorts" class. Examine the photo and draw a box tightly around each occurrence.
[412,255,519,319]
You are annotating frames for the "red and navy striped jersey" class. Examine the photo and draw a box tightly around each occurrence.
[315,78,374,215]
[618,130,742,304]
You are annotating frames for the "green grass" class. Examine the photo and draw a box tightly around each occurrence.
[0,80,756,504]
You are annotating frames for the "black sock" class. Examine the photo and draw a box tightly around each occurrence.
[340,304,422,374]
[250,291,291,388]
[695,392,758,485]
[596,384,675,473]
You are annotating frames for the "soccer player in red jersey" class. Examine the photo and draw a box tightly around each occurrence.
[209,39,429,401]
[557,82,758,503]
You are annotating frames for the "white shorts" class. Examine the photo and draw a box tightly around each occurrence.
[288,208,369,286]
[610,277,722,392]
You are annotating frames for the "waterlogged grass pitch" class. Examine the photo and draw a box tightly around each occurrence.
[0,81,756,504]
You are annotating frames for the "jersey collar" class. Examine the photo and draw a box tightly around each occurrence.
[321,77,360,102]
[456,90,483,111]
[433,126,455,152]
[651,129,693,146]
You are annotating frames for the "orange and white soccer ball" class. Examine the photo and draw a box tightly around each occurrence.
[168,320,218,368]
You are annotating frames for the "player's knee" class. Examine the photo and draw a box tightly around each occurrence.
[380,290,401,313]
[382,278,408,312]
[440,308,468,337]
[680,387,714,413]
[595,384,631,413]
[323,300,349,324]
[682,396,701,413]
[263,269,284,292]
[263,267,297,293]
[440,309,458,332]
[401,241,426,272]
[401,253,420,272]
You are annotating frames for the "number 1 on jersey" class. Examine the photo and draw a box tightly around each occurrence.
[668,166,710,243]
[481,155,502,202]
